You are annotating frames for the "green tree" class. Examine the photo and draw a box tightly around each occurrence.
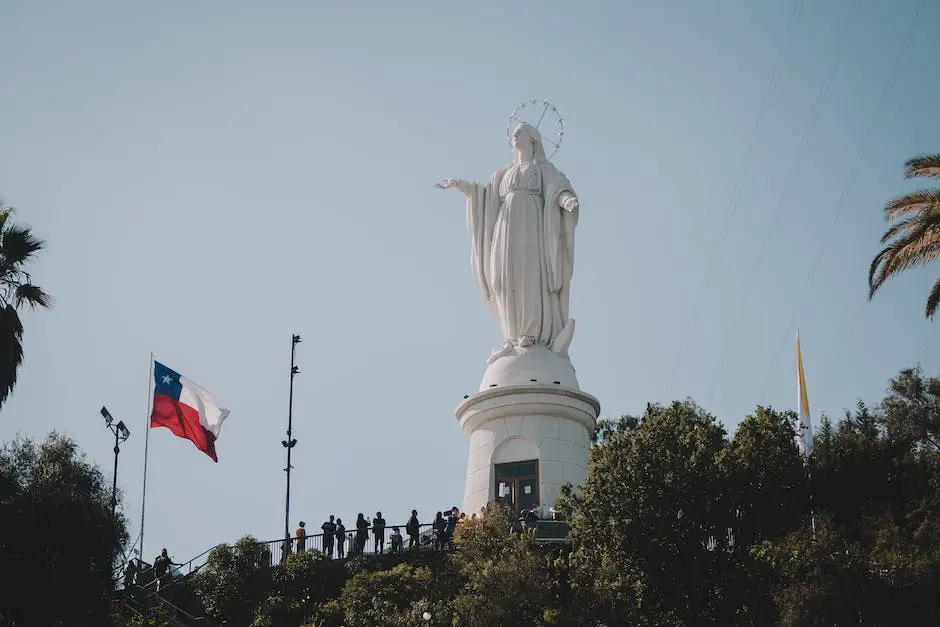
[449,505,557,627]
[882,366,940,453]
[0,203,52,409]
[868,154,940,318]
[717,407,809,625]
[757,500,940,625]
[567,402,729,626]
[755,517,872,627]
[190,536,272,625]
[722,407,807,547]
[255,549,345,626]
[810,398,920,536]
[109,600,179,627]
[338,562,437,627]
[758,367,940,625]
[0,433,129,625]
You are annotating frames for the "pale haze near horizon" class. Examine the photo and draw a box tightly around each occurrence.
[1,0,937,563]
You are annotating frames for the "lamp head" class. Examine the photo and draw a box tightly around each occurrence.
[100,406,113,427]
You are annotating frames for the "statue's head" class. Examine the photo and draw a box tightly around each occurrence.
[511,123,547,162]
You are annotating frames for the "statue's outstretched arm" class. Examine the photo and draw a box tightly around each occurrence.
[434,178,473,198]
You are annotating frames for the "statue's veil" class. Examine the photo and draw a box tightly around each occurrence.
[513,123,548,162]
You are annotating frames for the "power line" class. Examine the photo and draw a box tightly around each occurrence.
[663,0,807,401]
[705,0,860,406]
[809,300,865,416]
[811,295,929,423]
[758,0,930,405]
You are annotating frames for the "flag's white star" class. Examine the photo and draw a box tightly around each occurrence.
[161,375,172,385]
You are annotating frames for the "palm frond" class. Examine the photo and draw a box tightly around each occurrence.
[0,225,45,267]
[883,189,940,220]
[0,207,12,233]
[14,284,53,309]
[869,225,940,297]
[869,248,891,298]
[0,304,24,410]
[880,212,940,244]
[926,275,940,320]
[905,154,940,180]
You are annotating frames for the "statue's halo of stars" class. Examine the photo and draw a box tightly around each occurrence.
[507,99,564,159]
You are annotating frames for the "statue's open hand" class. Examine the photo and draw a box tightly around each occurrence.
[434,178,458,190]
[562,196,580,212]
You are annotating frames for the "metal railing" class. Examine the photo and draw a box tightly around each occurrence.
[264,522,442,565]
[163,522,446,575]
[122,515,574,589]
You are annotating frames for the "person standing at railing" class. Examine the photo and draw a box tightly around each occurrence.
[406,509,421,551]
[390,527,403,553]
[372,511,387,554]
[355,513,369,555]
[442,507,459,550]
[432,512,446,551]
[153,548,180,592]
[295,521,307,553]
[335,518,346,559]
[122,560,137,589]
[321,515,336,558]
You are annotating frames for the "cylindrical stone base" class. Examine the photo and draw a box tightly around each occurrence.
[456,385,600,518]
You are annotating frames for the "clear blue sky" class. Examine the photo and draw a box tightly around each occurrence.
[1,0,937,563]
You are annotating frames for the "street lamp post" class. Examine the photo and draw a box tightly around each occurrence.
[100,406,130,517]
[282,334,301,542]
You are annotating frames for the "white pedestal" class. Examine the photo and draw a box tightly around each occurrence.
[456,383,600,518]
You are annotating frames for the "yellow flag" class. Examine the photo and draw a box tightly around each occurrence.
[796,331,813,456]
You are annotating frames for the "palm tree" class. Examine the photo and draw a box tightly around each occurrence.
[0,202,52,409]
[869,154,940,319]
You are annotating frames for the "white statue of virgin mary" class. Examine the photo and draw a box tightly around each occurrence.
[437,123,580,365]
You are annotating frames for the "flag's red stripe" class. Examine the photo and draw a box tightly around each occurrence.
[151,393,218,462]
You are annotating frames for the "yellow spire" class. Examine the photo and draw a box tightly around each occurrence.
[796,330,813,456]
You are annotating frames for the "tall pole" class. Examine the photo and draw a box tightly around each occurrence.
[283,334,301,542]
[140,352,154,563]
[101,406,130,522]
[111,427,120,517]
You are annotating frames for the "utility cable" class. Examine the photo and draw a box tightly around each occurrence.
[757,0,930,404]
[663,0,808,401]
[705,0,861,405]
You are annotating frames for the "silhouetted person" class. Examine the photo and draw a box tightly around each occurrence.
[372,511,387,553]
[406,509,420,550]
[524,508,538,531]
[321,515,336,558]
[432,511,446,550]
[355,513,369,555]
[295,521,307,552]
[335,518,346,559]
[153,549,179,592]
[443,507,459,549]
[122,560,137,589]
[390,527,403,552]
[280,537,292,563]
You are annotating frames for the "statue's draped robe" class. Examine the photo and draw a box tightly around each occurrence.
[465,159,577,351]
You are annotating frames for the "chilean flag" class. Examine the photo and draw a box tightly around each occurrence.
[151,361,230,462]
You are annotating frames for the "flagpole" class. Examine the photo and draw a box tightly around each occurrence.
[140,352,154,563]
[796,330,817,538]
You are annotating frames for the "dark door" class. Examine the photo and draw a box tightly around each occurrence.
[494,459,539,515]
